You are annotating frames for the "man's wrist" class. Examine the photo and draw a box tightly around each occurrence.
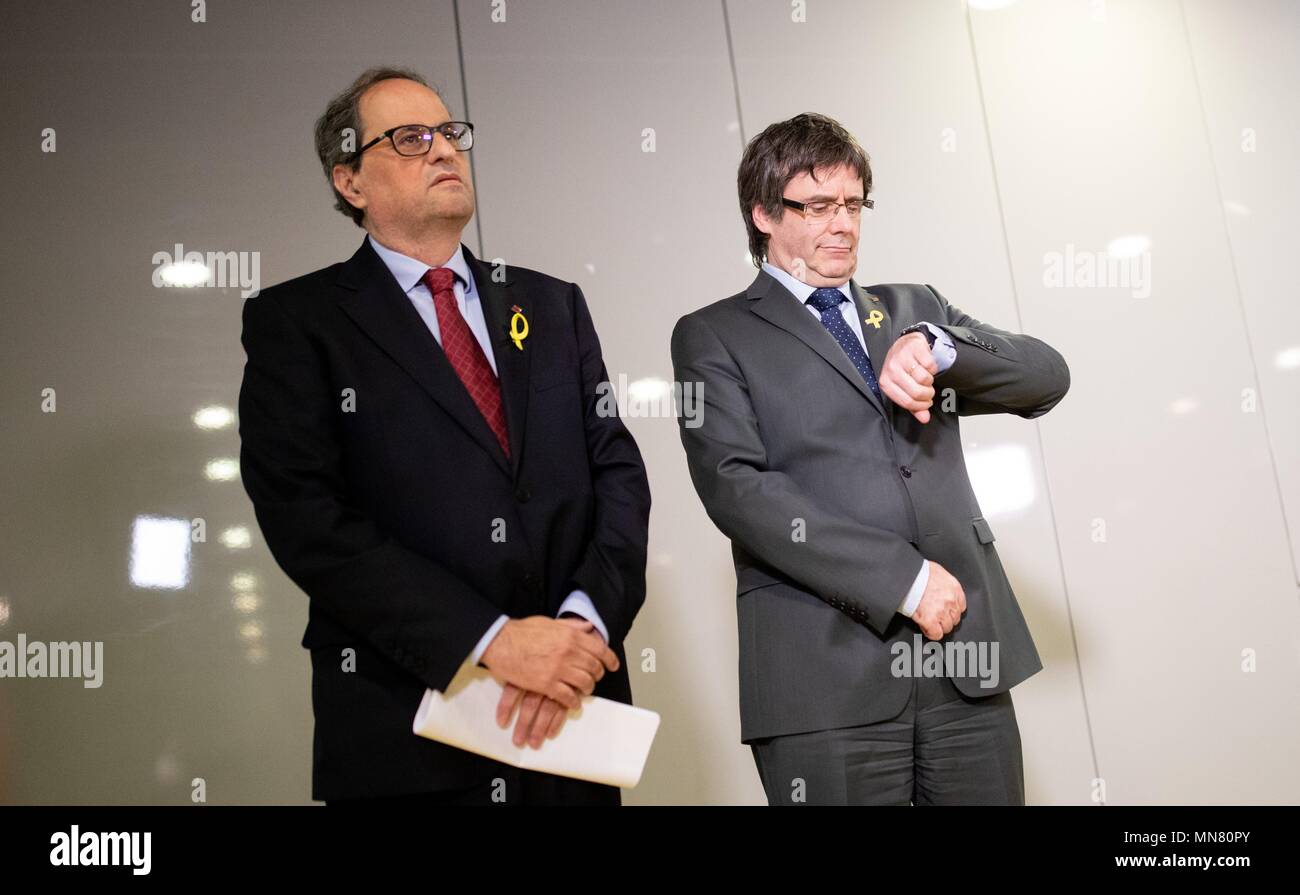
[471,614,511,667]
[557,590,609,643]
[901,321,956,373]
[897,560,929,618]
[901,322,937,350]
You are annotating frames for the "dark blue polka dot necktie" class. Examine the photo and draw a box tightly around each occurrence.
[806,287,882,402]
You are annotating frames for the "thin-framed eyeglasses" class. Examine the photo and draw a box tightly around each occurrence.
[781,196,873,224]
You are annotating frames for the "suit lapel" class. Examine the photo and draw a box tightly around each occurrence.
[748,271,887,419]
[850,280,897,425]
[334,237,512,476]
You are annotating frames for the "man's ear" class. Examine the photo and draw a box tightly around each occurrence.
[332,163,367,214]
[751,203,775,236]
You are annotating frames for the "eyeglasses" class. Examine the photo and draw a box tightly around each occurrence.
[355,121,475,159]
[781,196,873,224]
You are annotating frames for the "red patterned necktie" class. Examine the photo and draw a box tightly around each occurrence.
[421,267,510,457]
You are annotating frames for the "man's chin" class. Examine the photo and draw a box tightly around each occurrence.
[423,200,474,225]
[814,255,856,280]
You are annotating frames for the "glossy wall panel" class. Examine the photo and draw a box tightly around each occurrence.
[0,0,1295,805]
[727,0,1095,804]
[0,0,471,804]
[459,0,766,805]
[968,0,1300,803]
[1183,0,1300,580]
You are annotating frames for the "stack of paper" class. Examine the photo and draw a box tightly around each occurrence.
[412,662,660,788]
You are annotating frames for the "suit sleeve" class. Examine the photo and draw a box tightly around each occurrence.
[671,313,924,635]
[926,284,1071,419]
[562,283,651,647]
[238,291,504,693]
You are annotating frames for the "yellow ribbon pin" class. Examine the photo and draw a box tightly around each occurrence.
[864,309,884,330]
[509,305,529,351]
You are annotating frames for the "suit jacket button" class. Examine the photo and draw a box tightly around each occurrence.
[900,465,913,478]
[515,486,532,503]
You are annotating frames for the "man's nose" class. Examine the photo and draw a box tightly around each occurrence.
[425,131,459,163]
[827,206,855,234]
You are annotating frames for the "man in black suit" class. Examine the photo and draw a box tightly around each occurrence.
[238,66,650,805]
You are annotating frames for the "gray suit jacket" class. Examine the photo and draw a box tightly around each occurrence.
[670,271,1070,742]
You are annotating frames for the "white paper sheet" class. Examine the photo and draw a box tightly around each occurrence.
[412,662,660,789]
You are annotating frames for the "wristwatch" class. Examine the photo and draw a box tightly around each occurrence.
[899,322,938,350]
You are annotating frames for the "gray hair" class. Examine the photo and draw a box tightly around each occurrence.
[313,66,446,227]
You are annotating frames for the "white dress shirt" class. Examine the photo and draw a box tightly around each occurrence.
[367,235,609,666]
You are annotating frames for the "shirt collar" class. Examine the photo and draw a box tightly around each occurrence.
[761,261,854,306]
[368,234,472,294]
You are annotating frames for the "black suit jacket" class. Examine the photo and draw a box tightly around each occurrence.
[238,237,650,800]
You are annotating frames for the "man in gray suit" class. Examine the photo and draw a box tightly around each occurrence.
[671,113,1070,805]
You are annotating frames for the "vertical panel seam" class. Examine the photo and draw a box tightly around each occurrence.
[453,0,485,256]
[721,0,747,147]
[1180,0,1300,587]
[964,1,1104,803]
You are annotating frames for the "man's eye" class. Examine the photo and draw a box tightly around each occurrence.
[806,203,831,215]
[399,132,425,145]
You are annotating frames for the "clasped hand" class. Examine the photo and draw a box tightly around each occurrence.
[480,615,619,749]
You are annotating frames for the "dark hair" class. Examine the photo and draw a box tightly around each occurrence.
[313,66,446,227]
[737,113,872,267]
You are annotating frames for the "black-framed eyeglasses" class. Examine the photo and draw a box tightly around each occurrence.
[782,196,873,224]
[355,121,475,159]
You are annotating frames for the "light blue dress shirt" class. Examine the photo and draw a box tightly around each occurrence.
[761,262,956,618]
[367,235,609,666]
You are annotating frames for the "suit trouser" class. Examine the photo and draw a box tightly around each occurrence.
[326,768,620,807]
[749,671,1025,805]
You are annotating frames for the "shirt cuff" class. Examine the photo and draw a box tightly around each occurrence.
[919,321,957,373]
[469,614,510,666]
[897,560,929,618]
[557,590,609,643]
